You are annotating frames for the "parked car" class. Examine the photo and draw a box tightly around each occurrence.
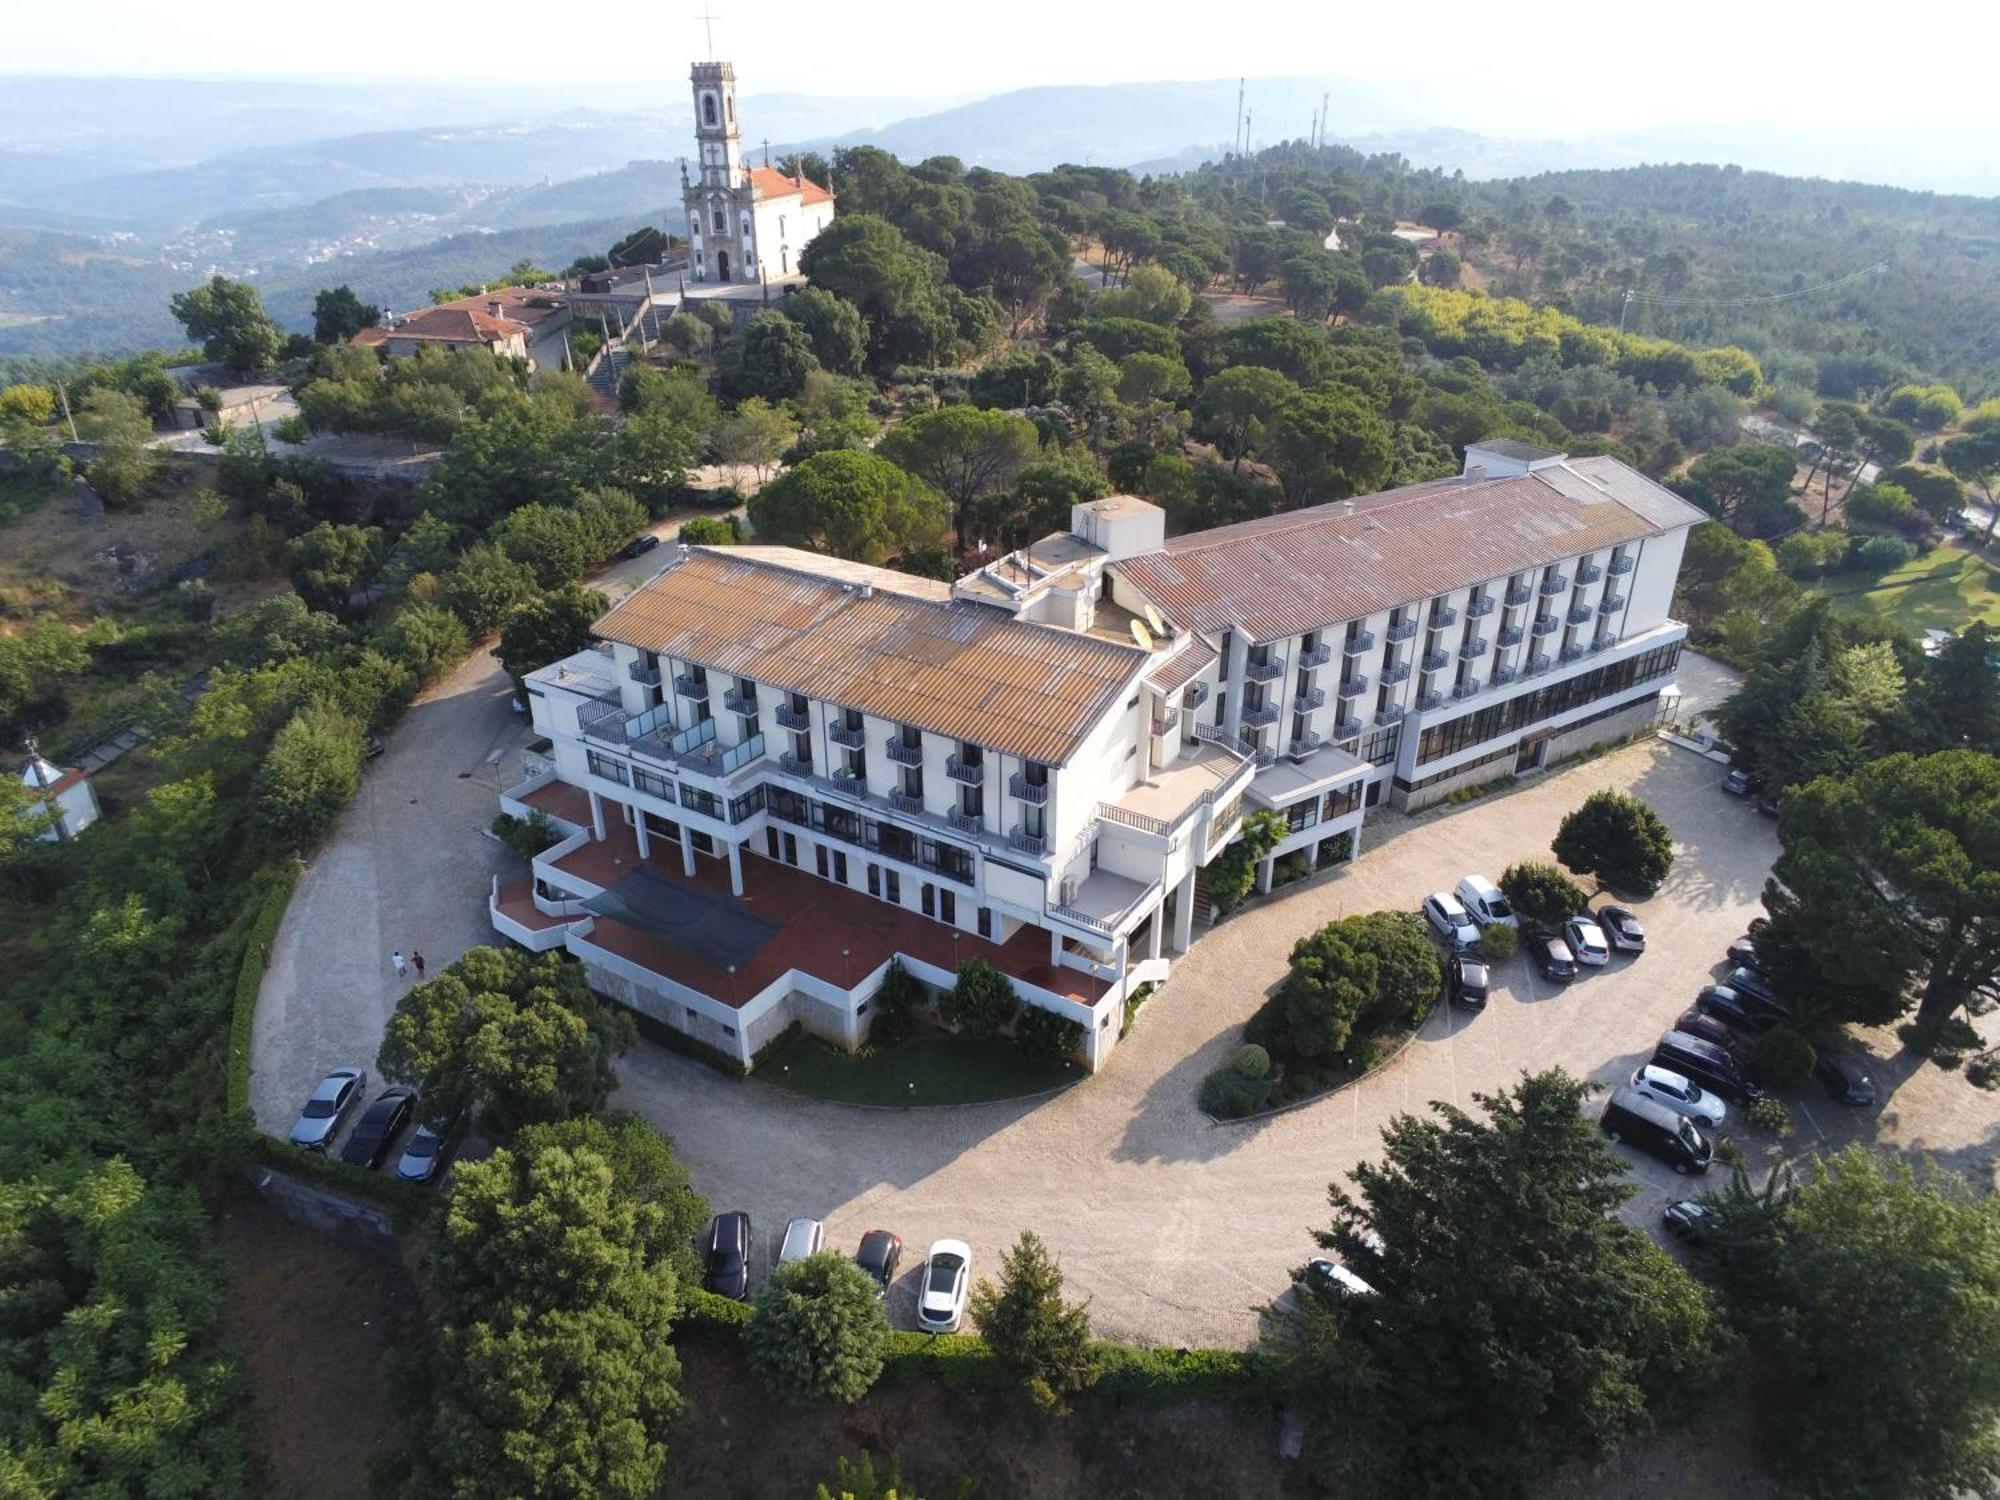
[1663,1199,1721,1244]
[855,1230,903,1296]
[703,1211,754,1300]
[619,532,661,559]
[1302,1258,1377,1301]
[779,1215,826,1264]
[1628,1064,1727,1127]
[362,730,385,759]
[1525,928,1577,982]
[338,1085,416,1169]
[1673,1007,1758,1065]
[1454,874,1517,928]
[1816,1050,1880,1106]
[1448,954,1490,1009]
[1722,767,1753,797]
[1563,914,1611,966]
[1655,1029,1765,1106]
[1597,904,1646,953]
[1725,937,1763,970]
[918,1240,971,1332]
[1422,891,1482,952]
[1601,1087,1712,1175]
[1723,966,1779,1006]
[1697,983,1780,1035]
[1754,796,1780,818]
[394,1111,460,1184]
[288,1067,366,1151]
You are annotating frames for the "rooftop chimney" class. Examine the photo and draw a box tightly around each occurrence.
[488,300,504,318]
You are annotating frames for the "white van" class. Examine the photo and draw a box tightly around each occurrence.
[1455,874,1517,928]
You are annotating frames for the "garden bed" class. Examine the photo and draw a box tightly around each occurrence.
[1200,1022,1424,1122]
[753,1030,1083,1107]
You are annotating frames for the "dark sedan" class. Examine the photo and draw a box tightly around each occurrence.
[1663,1199,1721,1245]
[855,1229,904,1296]
[1449,954,1491,1009]
[1697,984,1780,1035]
[1816,1050,1879,1106]
[619,532,662,559]
[1674,1007,1758,1065]
[338,1085,416,1169]
[1525,929,1577,983]
[703,1211,754,1300]
[1723,966,1778,1004]
[1597,904,1646,954]
[1725,937,1762,970]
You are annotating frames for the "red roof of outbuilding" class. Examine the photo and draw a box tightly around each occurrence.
[745,165,834,206]
[353,305,528,348]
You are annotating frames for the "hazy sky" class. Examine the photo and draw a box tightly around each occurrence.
[12,0,1999,136]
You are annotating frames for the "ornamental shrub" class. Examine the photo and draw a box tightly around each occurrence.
[1752,1025,1817,1090]
[1233,1043,1272,1080]
[1014,1003,1084,1063]
[939,957,1020,1040]
[744,1251,889,1404]
[1479,924,1520,962]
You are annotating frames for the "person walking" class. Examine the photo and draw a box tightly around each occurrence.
[391,950,407,979]
[411,951,426,980]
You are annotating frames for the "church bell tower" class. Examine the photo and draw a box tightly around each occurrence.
[690,62,743,189]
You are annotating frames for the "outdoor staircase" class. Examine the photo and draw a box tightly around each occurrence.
[586,345,632,401]
[1191,867,1217,926]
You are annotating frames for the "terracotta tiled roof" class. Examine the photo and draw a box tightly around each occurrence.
[1111,457,1705,644]
[745,165,834,205]
[352,305,528,348]
[432,284,570,328]
[593,548,1144,765]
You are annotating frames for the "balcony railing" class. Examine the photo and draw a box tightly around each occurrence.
[778,752,812,778]
[1466,594,1496,618]
[1184,682,1210,708]
[1505,583,1534,607]
[1576,561,1604,584]
[828,721,865,750]
[774,704,810,732]
[1386,619,1419,643]
[682,731,765,779]
[1009,773,1050,804]
[1415,690,1445,711]
[1243,656,1283,683]
[1332,716,1365,741]
[1608,553,1636,576]
[723,689,758,716]
[1240,702,1280,727]
[1429,604,1459,628]
[829,765,867,789]
[1490,665,1519,686]
[1560,642,1588,663]
[1008,826,1047,856]
[1527,653,1554,674]
[1375,704,1406,727]
[887,789,926,815]
[884,737,923,766]
[1532,616,1560,638]
[1452,681,1482,700]
[628,659,660,686]
[1297,686,1327,710]
[1343,630,1376,655]
[1337,675,1371,698]
[1567,603,1595,626]
[1460,637,1490,659]
[1380,661,1410,686]
[1299,642,1334,668]
[1599,593,1627,614]
[1422,647,1451,672]
[1288,732,1324,759]
[946,754,985,785]
[1498,624,1524,648]
[673,673,709,700]
[1540,573,1570,596]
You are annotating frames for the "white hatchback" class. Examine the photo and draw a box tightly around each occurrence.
[1563,915,1611,966]
[1629,1064,1727,1127]
[918,1239,971,1333]
[778,1215,825,1264]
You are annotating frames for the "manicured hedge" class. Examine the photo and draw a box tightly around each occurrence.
[680,1286,754,1331]
[226,861,302,1121]
[618,1002,749,1079]
[252,1136,435,1221]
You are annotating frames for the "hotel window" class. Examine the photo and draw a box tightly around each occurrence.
[921,883,935,918]
[885,869,901,904]
[977,907,992,939]
[1217,632,1232,679]
[833,850,849,884]
[903,765,924,801]
[867,863,880,898]
[766,828,780,859]
[939,888,956,925]
[960,784,983,819]
[1020,802,1046,839]
[815,845,829,879]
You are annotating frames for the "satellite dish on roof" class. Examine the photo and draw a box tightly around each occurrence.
[1143,603,1168,635]
[1130,619,1154,651]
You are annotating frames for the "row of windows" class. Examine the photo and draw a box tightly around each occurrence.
[586,748,766,824]
[1414,643,1681,766]
[765,786,978,886]
[1395,743,1518,795]
[762,827,993,937]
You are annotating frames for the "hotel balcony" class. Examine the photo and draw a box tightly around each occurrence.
[1240,703,1280,727]
[1531,615,1560,638]
[1379,661,1410,686]
[1452,680,1482,700]
[1608,553,1636,576]
[1343,630,1376,655]
[1460,637,1490,659]
[1505,583,1534,607]
[1421,647,1451,672]
[946,807,985,836]
[680,731,766,779]
[1599,593,1627,614]
[1008,773,1051,804]
[1567,603,1595,626]
[1299,642,1334,669]
[1560,642,1588,663]
[1374,704,1406,727]
[777,752,812,778]
[1498,624,1524,648]
[1386,619,1419,644]
[723,689,759,716]
[1466,594,1496,618]
[1184,681,1211,708]
[673,673,709,700]
[886,789,926,815]
[1540,573,1570,596]
[1332,716,1365,742]
[774,704,810,732]
[1490,664,1519,687]
[828,722,866,750]
[1576,561,1604,584]
[884,737,924,766]
[1429,604,1459,628]
[946,754,985,784]
[1243,656,1284,683]
[1287,732,1324,759]
[628,659,660,686]
[1415,690,1445,711]
[1296,687,1327,710]
[1008,826,1048,856]
[1527,653,1554,674]
[1337,674,1371,698]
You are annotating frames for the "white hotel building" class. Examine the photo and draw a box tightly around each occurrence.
[493,440,1702,1072]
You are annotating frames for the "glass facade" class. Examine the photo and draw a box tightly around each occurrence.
[1415,643,1680,766]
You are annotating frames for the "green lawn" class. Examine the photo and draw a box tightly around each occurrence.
[755,1030,1082,1106]
[1816,543,2000,633]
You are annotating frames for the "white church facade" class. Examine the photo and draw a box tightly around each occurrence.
[681,61,836,285]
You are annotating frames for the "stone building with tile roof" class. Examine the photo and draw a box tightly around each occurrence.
[680,60,836,285]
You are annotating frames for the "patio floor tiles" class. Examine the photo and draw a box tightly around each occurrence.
[494,877,571,932]
[519,779,593,826]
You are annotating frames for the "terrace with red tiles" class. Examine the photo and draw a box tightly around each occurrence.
[540,823,1111,1010]
[517,778,593,827]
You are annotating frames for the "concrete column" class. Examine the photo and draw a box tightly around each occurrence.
[1146,904,1163,960]
[1348,820,1365,861]
[727,839,744,897]
[1050,927,1064,967]
[588,788,605,841]
[634,813,651,861]
[1172,869,1196,951]
[679,824,696,878]
[1255,853,1275,894]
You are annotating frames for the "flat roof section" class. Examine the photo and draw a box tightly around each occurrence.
[1110,741,1249,830]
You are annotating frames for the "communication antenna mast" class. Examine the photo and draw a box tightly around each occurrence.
[1318,91,1330,147]
[1234,77,1245,157]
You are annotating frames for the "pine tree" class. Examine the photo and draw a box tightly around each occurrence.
[968,1230,1100,1414]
